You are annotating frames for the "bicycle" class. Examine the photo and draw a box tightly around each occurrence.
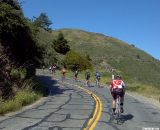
[61,74,65,82]
[114,94,121,124]
[85,79,90,87]
[95,78,100,87]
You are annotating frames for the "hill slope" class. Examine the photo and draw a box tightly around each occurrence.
[52,29,160,87]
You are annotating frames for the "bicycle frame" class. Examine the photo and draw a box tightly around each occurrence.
[96,78,100,87]
[61,75,65,82]
[115,95,121,124]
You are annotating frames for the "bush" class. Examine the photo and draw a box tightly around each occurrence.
[10,68,20,80]
[19,68,27,80]
[10,68,27,80]
[63,50,93,70]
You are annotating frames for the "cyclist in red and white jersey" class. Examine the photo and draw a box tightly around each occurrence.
[110,75,126,114]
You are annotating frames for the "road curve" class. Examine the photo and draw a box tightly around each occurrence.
[0,74,95,130]
[0,70,160,130]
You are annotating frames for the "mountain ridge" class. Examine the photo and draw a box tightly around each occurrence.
[51,28,160,87]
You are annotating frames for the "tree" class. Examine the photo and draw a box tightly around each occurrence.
[33,13,52,31]
[53,32,70,55]
[85,54,92,61]
[131,44,135,47]
[0,3,42,74]
[63,51,93,70]
[0,0,21,10]
[136,54,141,59]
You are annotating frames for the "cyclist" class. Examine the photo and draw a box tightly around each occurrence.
[61,66,67,82]
[85,70,90,87]
[95,71,100,87]
[52,64,57,73]
[110,75,126,114]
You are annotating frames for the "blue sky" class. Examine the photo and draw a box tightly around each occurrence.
[20,0,160,60]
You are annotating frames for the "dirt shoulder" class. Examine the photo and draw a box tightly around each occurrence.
[126,91,160,109]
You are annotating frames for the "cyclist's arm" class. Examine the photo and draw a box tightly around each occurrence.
[122,81,126,93]
[109,81,113,92]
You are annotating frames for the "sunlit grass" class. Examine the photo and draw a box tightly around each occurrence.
[0,79,44,115]
[0,90,40,115]
[54,69,160,101]
[127,83,160,100]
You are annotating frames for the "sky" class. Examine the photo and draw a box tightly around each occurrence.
[20,0,160,60]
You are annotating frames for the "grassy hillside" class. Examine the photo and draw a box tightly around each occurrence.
[51,29,160,88]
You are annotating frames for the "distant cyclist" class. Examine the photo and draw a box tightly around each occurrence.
[110,75,126,114]
[85,70,90,87]
[52,64,57,73]
[95,71,100,87]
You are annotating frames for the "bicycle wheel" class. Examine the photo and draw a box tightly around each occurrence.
[115,95,121,124]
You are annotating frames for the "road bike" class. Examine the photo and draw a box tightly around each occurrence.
[95,78,100,87]
[114,94,121,124]
[85,79,90,87]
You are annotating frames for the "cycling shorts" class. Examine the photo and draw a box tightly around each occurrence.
[96,76,100,81]
[111,88,124,100]
[86,76,90,80]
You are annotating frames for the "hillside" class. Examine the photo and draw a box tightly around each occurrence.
[51,29,160,88]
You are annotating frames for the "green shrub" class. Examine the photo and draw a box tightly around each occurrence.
[15,90,39,106]
[10,68,20,79]
[0,100,21,114]
[19,68,27,80]
[10,68,27,80]
[63,50,93,70]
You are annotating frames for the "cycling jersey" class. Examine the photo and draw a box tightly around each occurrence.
[61,68,66,75]
[111,79,125,100]
[111,80,125,89]
[75,70,78,75]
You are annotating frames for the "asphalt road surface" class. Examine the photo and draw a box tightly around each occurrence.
[0,70,159,130]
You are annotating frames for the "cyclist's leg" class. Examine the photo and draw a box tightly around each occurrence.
[75,74,78,81]
[96,78,99,87]
[120,92,124,113]
[111,92,117,114]
[85,79,88,86]
[96,78,98,87]
[98,79,100,87]
[62,73,65,82]
[87,79,89,87]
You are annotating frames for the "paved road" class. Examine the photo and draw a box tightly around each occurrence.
[63,78,160,130]
[0,74,94,130]
[0,70,160,130]
[81,82,160,130]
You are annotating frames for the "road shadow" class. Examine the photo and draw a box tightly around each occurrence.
[37,75,74,96]
[120,114,134,123]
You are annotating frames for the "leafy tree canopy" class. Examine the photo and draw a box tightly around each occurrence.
[53,32,70,55]
[0,0,21,10]
[33,13,52,31]
[63,50,93,71]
